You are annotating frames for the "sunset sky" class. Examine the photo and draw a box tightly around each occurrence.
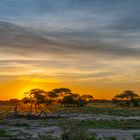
[0,0,140,100]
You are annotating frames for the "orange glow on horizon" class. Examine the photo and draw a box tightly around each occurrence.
[0,78,140,100]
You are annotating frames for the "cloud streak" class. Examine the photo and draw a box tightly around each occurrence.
[0,21,140,60]
[0,0,140,99]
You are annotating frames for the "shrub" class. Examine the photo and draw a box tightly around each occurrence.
[0,129,10,137]
[39,134,58,140]
[62,126,101,140]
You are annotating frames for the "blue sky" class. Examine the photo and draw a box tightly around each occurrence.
[0,0,140,99]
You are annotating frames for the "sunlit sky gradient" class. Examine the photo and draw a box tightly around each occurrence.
[0,0,140,100]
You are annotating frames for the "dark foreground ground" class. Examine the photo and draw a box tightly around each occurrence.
[0,103,140,140]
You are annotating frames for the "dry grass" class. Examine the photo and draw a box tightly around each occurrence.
[1,102,140,118]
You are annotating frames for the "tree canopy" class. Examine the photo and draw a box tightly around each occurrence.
[112,90,140,107]
[22,88,94,111]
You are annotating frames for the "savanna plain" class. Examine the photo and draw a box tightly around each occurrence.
[0,89,140,140]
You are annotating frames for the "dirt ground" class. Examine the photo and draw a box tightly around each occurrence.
[0,113,140,140]
[0,103,140,140]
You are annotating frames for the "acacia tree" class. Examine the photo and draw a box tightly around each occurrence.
[60,93,88,107]
[22,88,47,112]
[49,88,72,101]
[61,95,74,107]
[81,95,94,102]
[22,87,94,110]
[112,90,140,107]
[22,96,33,113]
[48,88,81,107]
[47,91,59,99]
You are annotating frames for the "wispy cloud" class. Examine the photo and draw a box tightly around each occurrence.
[0,0,140,99]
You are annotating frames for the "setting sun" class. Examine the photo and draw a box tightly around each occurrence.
[0,1,140,139]
[0,0,140,101]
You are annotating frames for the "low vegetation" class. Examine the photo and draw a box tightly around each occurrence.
[0,129,11,137]
[0,88,140,139]
[39,128,116,140]
[58,118,140,129]
[55,106,140,116]
[133,134,140,140]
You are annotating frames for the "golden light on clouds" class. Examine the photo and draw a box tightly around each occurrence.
[0,80,36,100]
[0,76,61,99]
[0,75,140,100]
[0,58,140,100]
[0,0,140,100]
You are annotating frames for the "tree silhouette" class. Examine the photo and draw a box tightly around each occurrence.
[52,88,71,94]
[22,87,94,111]
[112,90,140,107]
[81,95,94,102]
[47,91,58,99]
[60,93,87,107]
[61,95,74,107]
[51,88,71,98]
[23,88,47,112]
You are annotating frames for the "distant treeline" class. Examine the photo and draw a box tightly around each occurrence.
[1,88,140,108]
